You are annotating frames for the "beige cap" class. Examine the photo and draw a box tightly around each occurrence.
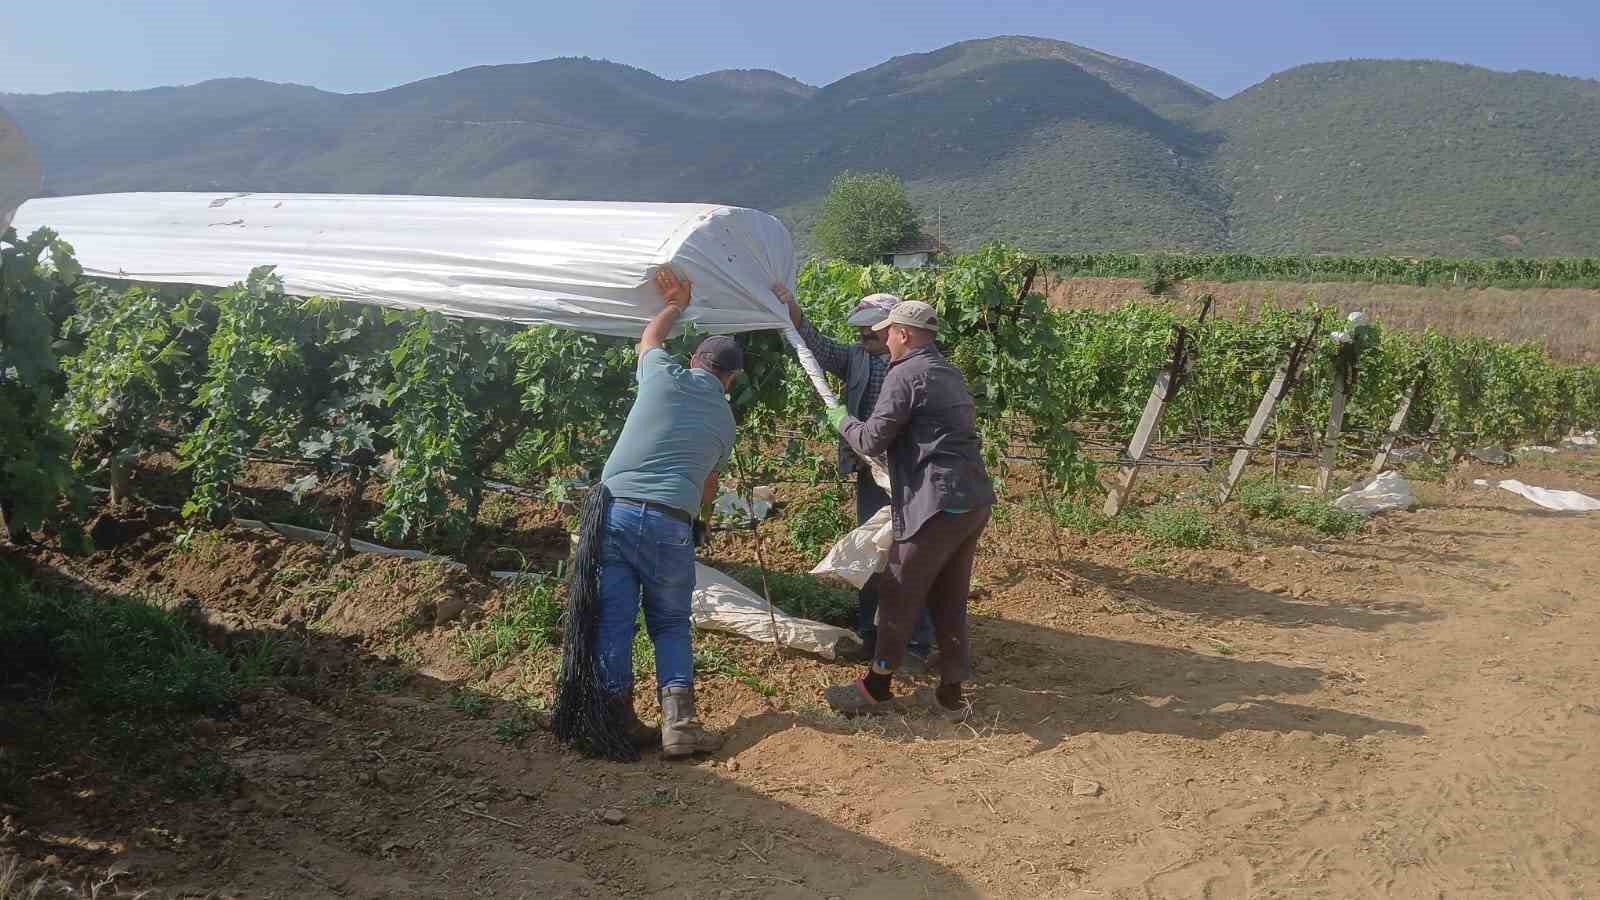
[871,299,939,333]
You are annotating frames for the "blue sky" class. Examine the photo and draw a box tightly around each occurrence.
[4,0,1597,97]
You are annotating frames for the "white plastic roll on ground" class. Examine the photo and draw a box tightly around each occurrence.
[0,106,41,235]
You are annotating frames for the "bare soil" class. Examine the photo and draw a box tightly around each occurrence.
[4,455,1600,898]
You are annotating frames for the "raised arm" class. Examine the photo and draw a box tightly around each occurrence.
[773,283,851,378]
[639,267,692,357]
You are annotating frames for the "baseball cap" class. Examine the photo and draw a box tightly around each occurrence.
[846,293,901,327]
[692,334,744,373]
[871,300,938,333]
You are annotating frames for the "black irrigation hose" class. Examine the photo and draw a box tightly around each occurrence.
[550,484,638,762]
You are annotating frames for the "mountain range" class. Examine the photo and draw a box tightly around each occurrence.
[5,36,1599,257]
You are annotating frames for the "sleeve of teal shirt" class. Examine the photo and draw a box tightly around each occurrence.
[636,346,679,384]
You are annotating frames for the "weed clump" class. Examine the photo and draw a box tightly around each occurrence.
[1137,505,1217,548]
[1235,478,1364,536]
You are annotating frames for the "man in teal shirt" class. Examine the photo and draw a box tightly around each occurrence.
[596,266,740,759]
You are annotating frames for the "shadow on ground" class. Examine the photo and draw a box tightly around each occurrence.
[1,554,980,899]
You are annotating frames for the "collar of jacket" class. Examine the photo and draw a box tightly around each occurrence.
[887,345,938,369]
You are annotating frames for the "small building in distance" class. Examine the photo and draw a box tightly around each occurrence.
[880,235,949,269]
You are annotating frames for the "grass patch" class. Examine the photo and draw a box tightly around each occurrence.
[1400,456,1452,483]
[1234,478,1364,537]
[173,526,228,564]
[719,564,856,627]
[1128,549,1170,573]
[447,688,488,718]
[494,716,534,746]
[694,642,776,696]
[368,667,407,693]
[480,492,522,529]
[1136,504,1217,549]
[0,566,239,716]
[0,561,268,803]
[785,487,853,557]
[1048,496,1114,535]
[457,576,563,668]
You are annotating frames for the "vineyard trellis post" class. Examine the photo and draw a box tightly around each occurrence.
[1104,296,1212,517]
[337,465,370,560]
[1371,364,1428,477]
[1218,318,1320,504]
[1315,370,1349,495]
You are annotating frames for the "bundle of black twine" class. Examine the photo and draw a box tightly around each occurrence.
[550,484,639,761]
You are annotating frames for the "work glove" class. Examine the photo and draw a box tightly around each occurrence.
[693,520,710,548]
[824,405,849,433]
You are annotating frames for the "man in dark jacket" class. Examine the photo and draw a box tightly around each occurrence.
[772,284,934,664]
[820,300,996,719]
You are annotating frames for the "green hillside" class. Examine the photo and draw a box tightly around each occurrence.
[4,40,1598,255]
[1202,60,1600,257]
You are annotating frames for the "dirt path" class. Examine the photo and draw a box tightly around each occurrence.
[5,470,1600,898]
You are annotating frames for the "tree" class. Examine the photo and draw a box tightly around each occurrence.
[811,172,923,264]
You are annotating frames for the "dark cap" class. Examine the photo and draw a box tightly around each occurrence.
[692,334,744,373]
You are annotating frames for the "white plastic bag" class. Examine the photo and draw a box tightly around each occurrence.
[0,106,40,235]
[712,486,774,524]
[811,505,894,588]
[1473,478,1600,512]
[1334,471,1417,516]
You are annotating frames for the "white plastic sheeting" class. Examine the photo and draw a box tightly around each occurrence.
[812,505,894,588]
[13,192,796,337]
[1334,471,1417,516]
[692,564,860,659]
[229,515,857,657]
[1474,479,1600,512]
[0,106,40,235]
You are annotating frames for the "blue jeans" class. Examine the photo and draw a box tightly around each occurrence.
[856,471,934,655]
[595,500,697,695]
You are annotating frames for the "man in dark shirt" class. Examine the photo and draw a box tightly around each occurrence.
[773,284,934,664]
[820,301,997,719]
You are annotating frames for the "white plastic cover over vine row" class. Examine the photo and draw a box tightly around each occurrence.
[9,186,890,652]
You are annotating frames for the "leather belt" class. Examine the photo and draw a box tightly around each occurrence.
[611,497,694,525]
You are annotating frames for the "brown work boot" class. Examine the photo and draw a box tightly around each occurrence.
[608,690,659,749]
[658,685,722,759]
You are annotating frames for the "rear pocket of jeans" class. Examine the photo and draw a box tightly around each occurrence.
[655,540,696,588]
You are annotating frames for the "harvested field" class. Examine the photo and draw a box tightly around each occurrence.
[1045,275,1600,363]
